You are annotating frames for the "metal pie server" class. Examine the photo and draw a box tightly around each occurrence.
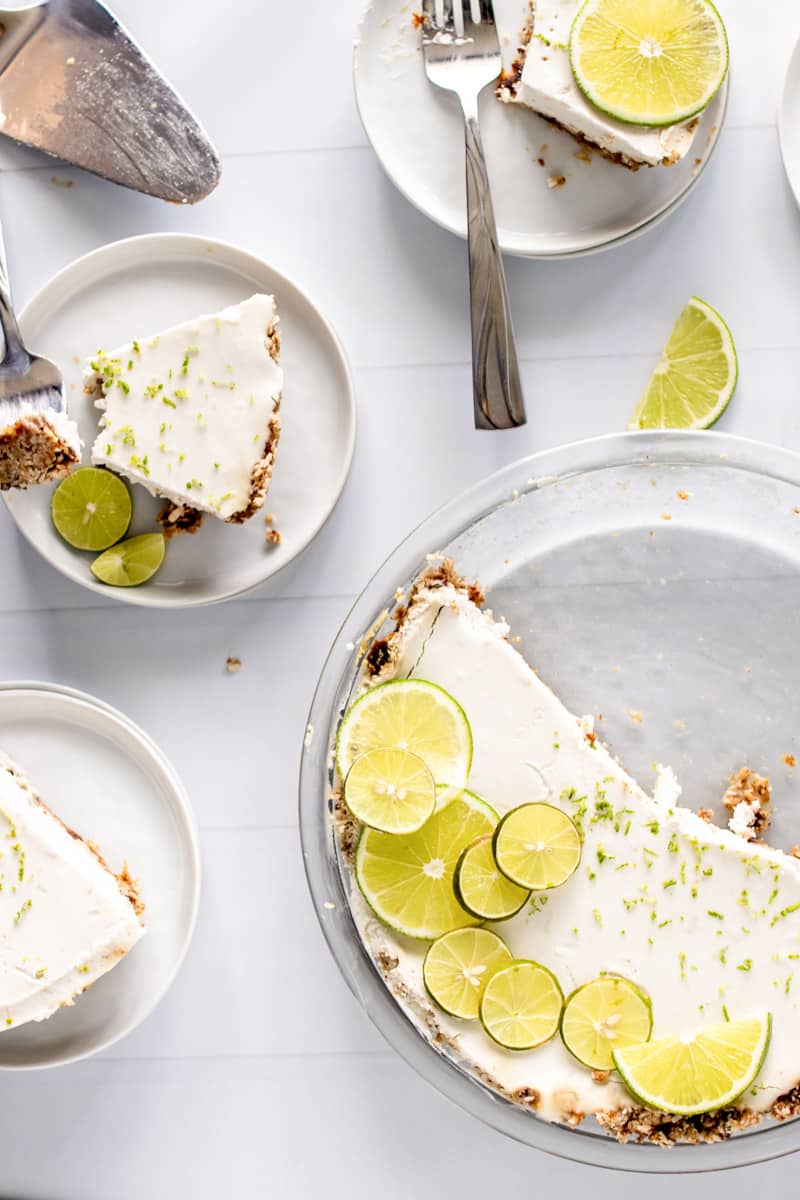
[0,0,220,203]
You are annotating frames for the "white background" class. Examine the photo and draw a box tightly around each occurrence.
[0,0,799,1194]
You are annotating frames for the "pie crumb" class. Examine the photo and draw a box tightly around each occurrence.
[723,768,771,841]
[225,657,242,674]
[677,490,690,501]
[266,528,282,546]
[697,808,714,823]
[783,754,796,768]
[547,174,566,189]
[627,709,644,724]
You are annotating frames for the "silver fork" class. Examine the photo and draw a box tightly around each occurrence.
[421,0,525,431]
[0,222,66,428]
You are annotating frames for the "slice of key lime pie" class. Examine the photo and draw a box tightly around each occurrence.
[84,293,282,530]
[333,563,800,1144]
[0,753,143,1029]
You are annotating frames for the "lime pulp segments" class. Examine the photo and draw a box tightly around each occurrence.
[344,747,436,834]
[560,976,653,1070]
[629,297,737,431]
[480,960,564,1051]
[569,0,728,127]
[423,928,512,1020]
[355,790,496,939]
[51,467,132,551]
[613,1014,772,1115]
[91,532,166,587]
[337,679,472,803]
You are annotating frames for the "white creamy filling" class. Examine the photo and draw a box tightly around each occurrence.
[0,755,143,1030]
[88,293,282,521]
[347,585,800,1123]
[510,0,699,167]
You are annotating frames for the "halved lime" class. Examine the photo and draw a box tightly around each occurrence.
[629,297,737,431]
[355,790,496,939]
[493,803,581,891]
[91,532,165,587]
[570,0,728,127]
[613,1014,772,1115]
[51,467,132,551]
[423,928,512,1020]
[455,835,530,921]
[480,960,564,1051]
[337,679,472,803]
[561,976,653,1071]
[344,747,435,834]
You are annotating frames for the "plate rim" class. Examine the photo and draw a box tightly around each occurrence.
[0,678,201,1071]
[777,34,800,208]
[353,1,730,259]
[300,429,800,1173]
[3,231,358,609]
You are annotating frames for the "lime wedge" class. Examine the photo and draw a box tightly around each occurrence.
[493,803,581,890]
[455,835,530,921]
[355,790,496,939]
[480,960,564,1051]
[91,532,165,587]
[629,297,737,431]
[337,679,472,803]
[569,0,728,127]
[561,976,653,1071]
[613,1014,772,1115]
[51,467,132,551]
[423,928,512,1020]
[344,747,435,834]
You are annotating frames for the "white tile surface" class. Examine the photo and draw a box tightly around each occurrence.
[1,0,800,1194]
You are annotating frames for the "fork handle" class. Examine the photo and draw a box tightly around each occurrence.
[464,112,525,431]
[0,222,26,367]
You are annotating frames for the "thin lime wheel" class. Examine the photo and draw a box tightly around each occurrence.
[493,803,581,891]
[479,960,564,1051]
[613,1014,772,1115]
[455,835,530,921]
[355,790,496,939]
[569,0,728,127]
[336,679,472,803]
[561,976,653,1070]
[344,747,435,834]
[91,532,165,587]
[629,297,737,431]
[51,466,132,551]
[423,928,513,1020]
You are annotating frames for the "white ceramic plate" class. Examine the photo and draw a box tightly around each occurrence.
[4,234,357,607]
[354,0,728,258]
[778,36,800,209]
[0,682,199,1069]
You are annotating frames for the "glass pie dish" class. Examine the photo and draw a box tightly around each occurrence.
[299,431,800,1172]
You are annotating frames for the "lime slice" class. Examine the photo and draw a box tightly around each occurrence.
[561,976,653,1070]
[629,297,737,431]
[455,835,530,921]
[480,960,564,1051]
[51,467,132,551]
[613,1014,772,1115]
[423,928,513,1020]
[344,747,435,834]
[337,679,472,803]
[91,532,165,587]
[569,0,728,127]
[355,790,496,939]
[493,803,581,890]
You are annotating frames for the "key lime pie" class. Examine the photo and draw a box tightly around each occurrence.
[498,0,728,170]
[84,293,282,529]
[333,562,800,1144]
[0,753,144,1029]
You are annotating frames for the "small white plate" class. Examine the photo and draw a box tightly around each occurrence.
[354,0,728,258]
[5,234,357,607]
[0,682,199,1069]
[778,36,800,208]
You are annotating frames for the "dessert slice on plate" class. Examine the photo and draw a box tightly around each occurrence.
[0,404,80,490]
[499,0,725,170]
[0,752,144,1030]
[334,563,800,1143]
[84,293,282,531]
